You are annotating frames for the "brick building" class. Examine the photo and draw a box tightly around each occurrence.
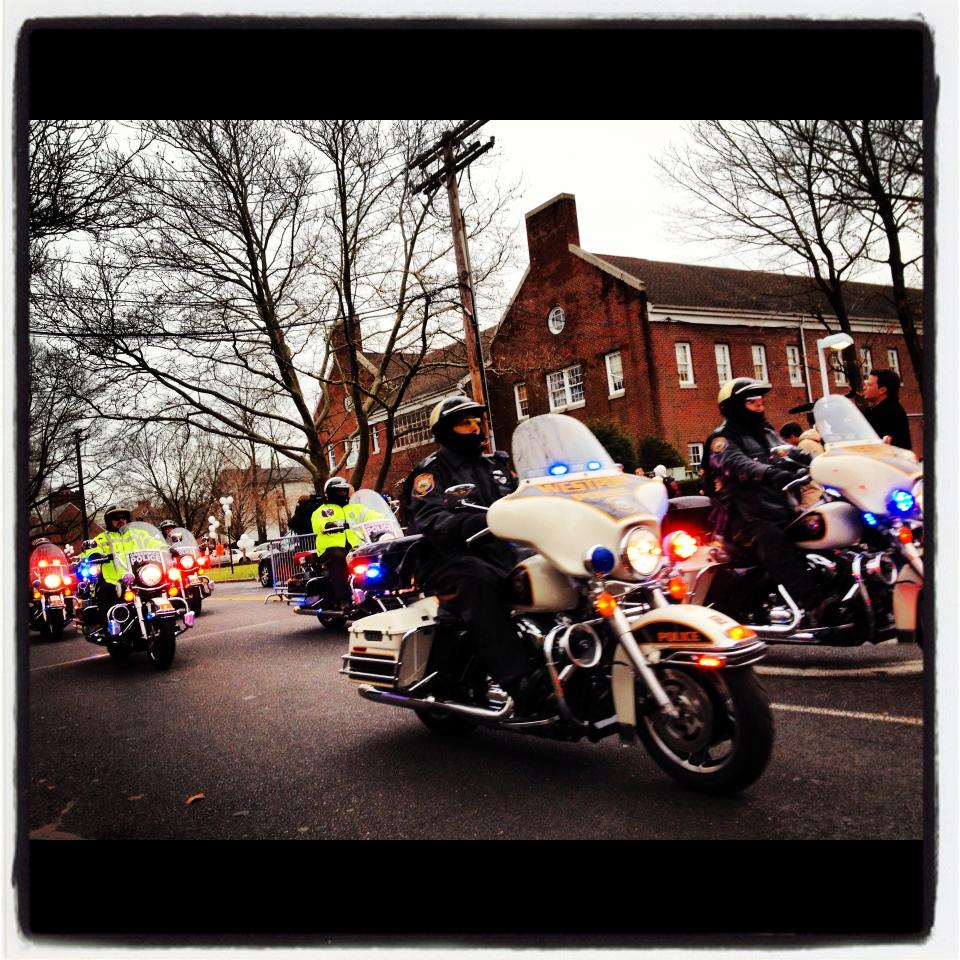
[486,194,923,472]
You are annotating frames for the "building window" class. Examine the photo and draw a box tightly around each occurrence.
[393,406,433,450]
[714,343,731,383]
[546,364,585,411]
[371,424,380,455]
[345,438,359,468]
[833,354,848,386]
[786,345,804,387]
[887,348,901,376]
[547,307,565,335]
[327,446,336,471]
[860,347,873,377]
[605,351,625,397]
[514,383,529,420]
[675,342,695,386]
[688,443,703,468]
[751,344,768,383]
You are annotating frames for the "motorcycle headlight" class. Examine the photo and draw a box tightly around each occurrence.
[911,478,923,517]
[137,563,164,587]
[620,527,663,577]
[180,555,195,570]
[42,573,63,590]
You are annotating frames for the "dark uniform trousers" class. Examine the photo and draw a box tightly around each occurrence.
[321,547,351,605]
[733,520,818,608]
[407,445,531,686]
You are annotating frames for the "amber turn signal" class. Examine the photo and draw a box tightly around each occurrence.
[593,592,618,618]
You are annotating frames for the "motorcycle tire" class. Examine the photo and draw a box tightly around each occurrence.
[414,706,478,738]
[147,619,176,671]
[318,613,347,630]
[636,665,773,796]
[42,609,65,643]
[106,642,130,661]
[188,592,203,616]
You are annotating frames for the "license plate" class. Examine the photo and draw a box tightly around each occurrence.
[47,595,64,607]
[155,600,173,612]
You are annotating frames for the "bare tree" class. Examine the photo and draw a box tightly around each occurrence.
[658,120,924,394]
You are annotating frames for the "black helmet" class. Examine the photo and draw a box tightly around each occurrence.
[323,477,351,506]
[429,395,486,438]
[103,504,132,526]
[717,378,771,418]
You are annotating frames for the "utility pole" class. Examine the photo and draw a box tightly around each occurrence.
[73,430,89,541]
[410,120,497,450]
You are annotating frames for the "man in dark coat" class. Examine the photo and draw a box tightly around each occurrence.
[704,378,830,626]
[405,394,551,715]
[862,368,912,451]
[288,493,320,536]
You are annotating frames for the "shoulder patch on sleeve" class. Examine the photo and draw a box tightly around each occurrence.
[710,436,729,453]
[413,473,435,497]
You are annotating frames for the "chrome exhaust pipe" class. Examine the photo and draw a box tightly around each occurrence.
[746,585,803,637]
[357,683,515,720]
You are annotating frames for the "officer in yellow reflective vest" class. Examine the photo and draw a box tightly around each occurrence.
[81,504,167,632]
[310,479,359,607]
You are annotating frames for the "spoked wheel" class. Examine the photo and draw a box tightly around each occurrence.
[147,619,177,670]
[415,706,478,738]
[636,666,773,795]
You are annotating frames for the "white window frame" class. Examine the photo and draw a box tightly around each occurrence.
[887,348,901,376]
[688,443,703,468]
[751,344,768,383]
[676,342,695,387]
[547,306,565,335]
[327,445,336,471]
[833,353,848,386]
[393,406,434,451]
[860,347,873,377]
[514,383,529,421]
[371,424,380,455]
[546,364,585,412]
[605,351,625,398]
[345,438,359,468]
[786,345,804,387]
[714,343,731,383]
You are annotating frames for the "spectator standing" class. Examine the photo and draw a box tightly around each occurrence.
[862,369,912,451]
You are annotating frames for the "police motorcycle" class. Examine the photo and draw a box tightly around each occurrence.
[77,521,195,669]
[341,414,774,795]
[666,395,924,648]
[290,490,416,630]
[165,526,213,616]
[28,539,78,641]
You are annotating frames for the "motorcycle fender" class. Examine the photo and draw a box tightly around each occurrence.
[611,605,759,731]
[893,564,921,635]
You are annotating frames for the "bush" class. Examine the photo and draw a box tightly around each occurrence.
[636,436,686,473]
[586,420,637,473]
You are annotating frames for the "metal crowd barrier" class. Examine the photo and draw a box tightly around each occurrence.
[267,533,317,601]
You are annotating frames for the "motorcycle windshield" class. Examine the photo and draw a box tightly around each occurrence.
[814,395,882,446]
[168,527,199,554]
[29,542,71,574]
[349,490,404,542]
[511,413,618,480]
[111,521,169,576]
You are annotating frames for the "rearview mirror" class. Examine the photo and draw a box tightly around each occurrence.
[444,484,476,499]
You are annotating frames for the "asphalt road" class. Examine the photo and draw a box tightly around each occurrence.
[26,581,925,841]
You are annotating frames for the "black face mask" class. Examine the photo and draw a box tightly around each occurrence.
[327,490,350,507]
[440,428,487,457]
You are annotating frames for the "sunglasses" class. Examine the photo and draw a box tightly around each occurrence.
[454,417,483,427]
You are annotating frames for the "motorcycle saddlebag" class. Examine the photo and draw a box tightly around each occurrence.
[341,595,438,689]
[349,533,424,595]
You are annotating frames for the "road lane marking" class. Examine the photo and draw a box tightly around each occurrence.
[30,653,109,671]
[758,662,922,678]
[771,702,922,727]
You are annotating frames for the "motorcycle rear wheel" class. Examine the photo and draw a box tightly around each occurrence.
[147,619,176,670]
[318,613,347,630]
[415,706,478,737]
[636,666,773,795]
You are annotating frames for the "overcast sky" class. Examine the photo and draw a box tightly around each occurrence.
[475,119,911,309]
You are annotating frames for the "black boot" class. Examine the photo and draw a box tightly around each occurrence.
[505,667,555,718]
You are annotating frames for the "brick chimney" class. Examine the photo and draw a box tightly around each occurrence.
[524,193,580,272]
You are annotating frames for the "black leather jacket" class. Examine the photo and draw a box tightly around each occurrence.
[703,417,811,535]
[405,445,518,573]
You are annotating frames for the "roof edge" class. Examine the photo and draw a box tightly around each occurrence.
[570,245,646,292]
[524,193,577,220]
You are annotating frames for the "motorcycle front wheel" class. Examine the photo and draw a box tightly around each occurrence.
[42,608,65,643]
[147,619,177,670]
[188,591,203,616]
[636,666,773,795]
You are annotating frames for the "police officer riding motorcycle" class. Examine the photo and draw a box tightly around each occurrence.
[703,378,831,627]
[405,394,553,715]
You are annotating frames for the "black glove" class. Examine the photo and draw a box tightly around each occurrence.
[766,467,797,490]
[460,513,489,539]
